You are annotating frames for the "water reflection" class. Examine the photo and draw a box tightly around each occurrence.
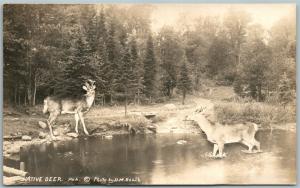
[19,130,296,185]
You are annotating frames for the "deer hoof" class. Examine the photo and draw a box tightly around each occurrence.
[218,153,227,158]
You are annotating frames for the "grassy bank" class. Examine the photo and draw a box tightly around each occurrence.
[214,101,296,125]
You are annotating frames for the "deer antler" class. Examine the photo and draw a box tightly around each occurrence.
[84,81,90,89]
[88,79,95,86]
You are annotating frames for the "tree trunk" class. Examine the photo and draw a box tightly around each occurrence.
[110,93,113,105]
[182,91,186,105]
[124,88,127,117]
[258,84,262,102]
[18,91,21,106]
[33,74,37,106]
[137,89,140,105]
[103,95,105,106]
[27,87,32,106]
[24,92,27,106]
[14,86,17,106]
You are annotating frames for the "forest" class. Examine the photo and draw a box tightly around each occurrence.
[3,4,296,108]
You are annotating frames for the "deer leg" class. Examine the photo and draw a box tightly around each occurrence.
[253,139,261,151]
[47,112,58,140]
[75,113,80,134]
[212,144,219,157]
[217,142,225,158]
[242,140,253,152]
[78,112,89,135]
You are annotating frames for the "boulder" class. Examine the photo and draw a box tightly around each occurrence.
[38,132,47,139]
[176,140,187,145]
[53,131,59,136]
[21,135,32,141]
[38,121,47,129]
[103,135,113,139]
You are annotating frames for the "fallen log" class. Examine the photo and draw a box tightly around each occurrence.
[3,176,25,185]
[4,135,22,140]
[3,166,29,177]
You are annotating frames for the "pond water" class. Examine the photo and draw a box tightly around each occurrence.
[16,130,295,185]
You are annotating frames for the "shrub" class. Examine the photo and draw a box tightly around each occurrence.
[214,101,295,125]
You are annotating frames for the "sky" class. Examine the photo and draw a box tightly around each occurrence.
[150,4,296,32]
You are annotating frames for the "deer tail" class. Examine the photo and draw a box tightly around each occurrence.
[43,98,49,114]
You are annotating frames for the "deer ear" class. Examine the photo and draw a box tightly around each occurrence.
[92,85,96,89]
[82,86,88,91]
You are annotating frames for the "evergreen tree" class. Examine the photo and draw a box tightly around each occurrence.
[55,36,96,97]
[119,46,135,115]
[143,35,156,101]
[106,21,119,103]
[177,61,192,105]
[98,8,107,42]
[278,72,293,107]
[130,38,144,104]
[233,76,243,97]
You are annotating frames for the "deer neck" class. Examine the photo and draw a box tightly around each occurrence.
[196,114,214,135]
[85,94,95,108]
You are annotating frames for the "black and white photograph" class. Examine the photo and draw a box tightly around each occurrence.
[2,3,296,185]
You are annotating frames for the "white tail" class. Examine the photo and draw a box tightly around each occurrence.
[185,107,261,158]
[43,79,96,139]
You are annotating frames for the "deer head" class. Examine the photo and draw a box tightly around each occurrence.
[83,79,96,97]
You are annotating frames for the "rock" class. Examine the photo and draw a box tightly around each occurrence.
[7,147,20,154]
[66,132,78,138]
[147,125,157,133]
[176,140,187,145]
[38,121,47,129]
[103,135,113,139]
[164,104,177,110]
[38,132,46,139]
[55,126,70,135]
[53,131,59,136]
[144,113,156,119]
[21,135,32,141]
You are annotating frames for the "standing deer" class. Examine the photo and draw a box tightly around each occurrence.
[185,106,261,158]
[43,79,96,140]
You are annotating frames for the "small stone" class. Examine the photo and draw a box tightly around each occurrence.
[38,121,47,129]
[38,132,46,139]
[66,132,78,138]
[176,140,187,145]
[53,131,59,136]
[103,135,113,139]
[21,135,32,141]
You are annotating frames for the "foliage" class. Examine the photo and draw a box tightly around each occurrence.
[3,4,296,109]
[214,101,295,125]
[143,35,156,99]
[177,61,192,105]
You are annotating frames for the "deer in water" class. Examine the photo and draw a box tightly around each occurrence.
[43,79,96,140]
[185,106,261,158]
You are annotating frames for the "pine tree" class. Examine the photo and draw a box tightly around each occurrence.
[278,72,293,107]
[233,75,243,97]
[143,35,156,101]
[106,22,119,103]
[130,38,143,105]
[55,36,95,98]
[119,46,135,116]
[98,8,107,42]
[177,62,192,105]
